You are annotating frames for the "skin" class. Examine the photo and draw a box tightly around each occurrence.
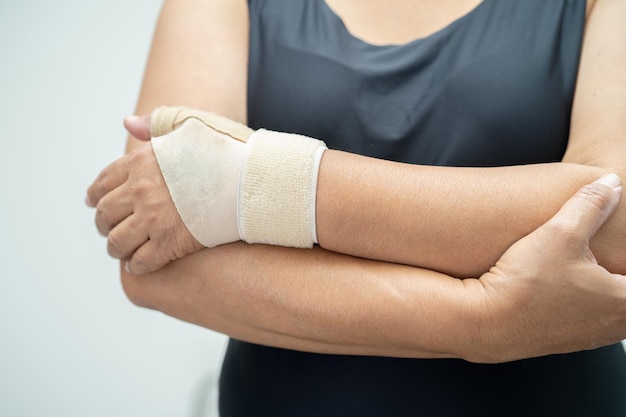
[86,0,626,362]
[323,0,485,46]
[89,0,626,278]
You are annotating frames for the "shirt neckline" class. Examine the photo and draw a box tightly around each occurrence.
[320,0,489,48]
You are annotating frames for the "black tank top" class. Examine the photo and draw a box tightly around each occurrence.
[220,1,626,415]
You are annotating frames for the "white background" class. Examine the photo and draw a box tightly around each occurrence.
[2,1,626,416]
[0,1,227,416]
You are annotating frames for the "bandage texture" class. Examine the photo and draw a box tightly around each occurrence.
[151,109,249,248]
[238,129,327,248]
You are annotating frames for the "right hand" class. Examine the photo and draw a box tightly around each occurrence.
[464,174,626,363]
[86,136,204,275]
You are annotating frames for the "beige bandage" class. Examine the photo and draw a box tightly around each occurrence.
[238,129,327,247]
[151,106,253,143]
[151,107,251,248]
[150,106,327,249]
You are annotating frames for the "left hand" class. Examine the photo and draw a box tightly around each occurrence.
[86,116,203,274]
[466,174,626,362]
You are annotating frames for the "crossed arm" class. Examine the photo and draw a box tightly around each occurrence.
[265,0,626,277]
[310,0,626,277]
[89,0,626,362]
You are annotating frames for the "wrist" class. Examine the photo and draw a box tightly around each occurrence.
[150,106,327,249]
[238,129,327,247]
[447,278,501,364]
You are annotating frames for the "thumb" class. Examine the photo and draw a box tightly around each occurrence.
[124,115,151,141]
[546,173,622,242]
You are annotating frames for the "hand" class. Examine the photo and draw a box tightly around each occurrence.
[86,115,203,275]
[464,174,626,363]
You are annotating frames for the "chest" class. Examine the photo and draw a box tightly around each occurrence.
[323,0,484,46]
[247,0,586,167]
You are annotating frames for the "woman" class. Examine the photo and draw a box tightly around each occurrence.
[88,0,626,415]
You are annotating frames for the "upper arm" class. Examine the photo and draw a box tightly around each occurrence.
[564,0,626,169]
[563,0,626,271]
[127,0,250,153]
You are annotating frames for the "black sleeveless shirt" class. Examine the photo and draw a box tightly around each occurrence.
[220,1,626,415]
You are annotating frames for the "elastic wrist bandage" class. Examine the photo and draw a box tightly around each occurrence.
[238,129,327,247]
[150,106,327,249]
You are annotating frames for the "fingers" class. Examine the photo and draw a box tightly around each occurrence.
[546,173,622,242]
[124,115,151,141]
[125,240,171,275]
[122,221,204,275]
[107,214,149,260]
[94,185,134,236]
[86,155,130,208]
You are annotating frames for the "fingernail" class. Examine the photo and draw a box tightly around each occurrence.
[85,194,94,207]
[125,261,131,273]
[594,173,621,189]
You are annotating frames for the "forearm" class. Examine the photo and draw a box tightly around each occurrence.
[142,110,623,278]
[121,242,478,359]
[125,0,624,279]
[119,177,626,363]
[277,0,626,277]
[317,152,620,277]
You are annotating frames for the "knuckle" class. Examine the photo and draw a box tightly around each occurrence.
[93,169,107,189]
[130,256,148,275]
[95,169,115,195]
[106,231,123,258]
[95,199,112,234]
[131,252,156,275]
[577,183,611,212]
[96,197,107,217]
[86,187,98,207]
[541,220,580,249]
[543,182,615,249]
[131,176,154,199]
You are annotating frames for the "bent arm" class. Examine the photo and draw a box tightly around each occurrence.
[113,0,626,360]
[122,243,474,359]
[121,178,626,363]
[317,156,609,277]
[315,0,626,276]
[137,0,625,277]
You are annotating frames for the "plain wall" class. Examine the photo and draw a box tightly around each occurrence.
[2,1,626,416]
[0,1,226,416]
